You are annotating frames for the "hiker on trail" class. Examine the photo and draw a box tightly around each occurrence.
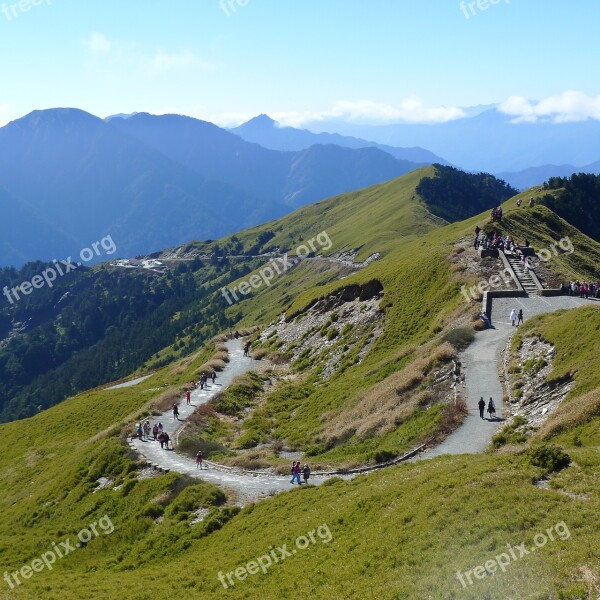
[136,423,143,441]
[152,424,158,440]
[173,404,179,420]
[510,309,517,326]
[478,397,486,419]
[234,330,240,339]
[290,461,302,485]
[212,372,216,384]
[143,421,150,439]
[480,312,491,329]
[186,391,191,405]
[517,198,522,207]
[474,226,481,248]
[517,309,524,326]
[158,422,164,434]
[529,197,535,208]
[487,398,496,419]
[243,341,251,357]
[158,431,165,449]
[163,432,170,449]
[303,464,311,484]
[196,451,203,469]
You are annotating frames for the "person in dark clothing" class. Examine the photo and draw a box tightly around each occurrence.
[487,398,496,419]
[478,397,486,419]
[517,309,524,326]
[302,464,311,484]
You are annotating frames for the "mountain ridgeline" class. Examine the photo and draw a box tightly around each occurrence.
[0,109,427,267]
[0,168,516,423]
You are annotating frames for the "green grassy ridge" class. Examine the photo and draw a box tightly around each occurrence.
[12,453,599,599]
[184,166,446,263]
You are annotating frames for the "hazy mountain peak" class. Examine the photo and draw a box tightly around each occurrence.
[239,114,278,130]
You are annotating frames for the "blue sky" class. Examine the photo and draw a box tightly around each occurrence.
[1,0,599,126]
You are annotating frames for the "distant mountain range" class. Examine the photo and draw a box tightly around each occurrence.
[304,108,600,173]
[230,114,450,165]
[3,106,600,267]
[498,161,600,190]
[0,109,429,267]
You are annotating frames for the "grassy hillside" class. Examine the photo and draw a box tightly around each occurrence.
[2,309,600,600]
[1,171,599,599]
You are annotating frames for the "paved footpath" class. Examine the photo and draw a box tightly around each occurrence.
[130,298,596,497]
[419,295,595,459]
[130,339,329,504]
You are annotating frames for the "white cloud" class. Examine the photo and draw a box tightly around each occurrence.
[83,34,213,75]
[84,32,114,56]
[148,49,213,74]
[206,98,466,128]
[499,91,600,123]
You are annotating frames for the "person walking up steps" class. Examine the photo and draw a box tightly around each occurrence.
[478,397,486,419]
[517,309,524,326]
[510,309,517,326]
[487,397,496,419]
[290,461,302,484]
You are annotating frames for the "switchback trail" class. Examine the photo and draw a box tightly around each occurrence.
[130,339,333,505]
[130,297,594,501]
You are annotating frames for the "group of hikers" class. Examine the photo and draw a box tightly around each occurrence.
[290,461,311,485]
[561,280,600,299]
[474,227,527,255]
[478,397,496,419]
[490,206,503,222]
[135,420,171,449]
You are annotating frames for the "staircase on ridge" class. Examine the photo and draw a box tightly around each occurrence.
[505,252,540,296]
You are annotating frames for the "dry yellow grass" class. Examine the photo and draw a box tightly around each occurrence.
[203,359,227,372]
[154,388,183,412]
[323,342,456,442]
[534,387,600,440]
[212,351,230,363]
